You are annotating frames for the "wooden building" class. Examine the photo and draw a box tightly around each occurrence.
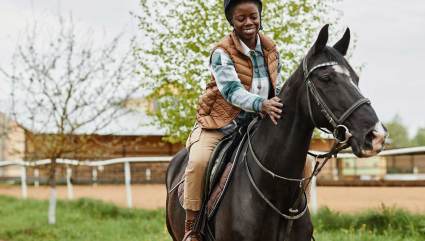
[317,146,425,186]
[0,100,182,183]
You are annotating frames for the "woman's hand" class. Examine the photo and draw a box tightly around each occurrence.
[261,96,283,125]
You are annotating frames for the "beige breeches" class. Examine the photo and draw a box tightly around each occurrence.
[183,125,224,211]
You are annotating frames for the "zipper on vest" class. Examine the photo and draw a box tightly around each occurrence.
[247,51,257,93]
[262,50,275,98]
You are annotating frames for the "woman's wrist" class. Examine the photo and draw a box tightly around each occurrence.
[258,98,266,113]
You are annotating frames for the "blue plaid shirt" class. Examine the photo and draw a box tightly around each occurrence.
[209,35,283,133]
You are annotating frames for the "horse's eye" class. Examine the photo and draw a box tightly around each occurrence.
[319,74,331,82]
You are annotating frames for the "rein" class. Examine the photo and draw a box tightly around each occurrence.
[243,57,370,240]
[244,118,348,219]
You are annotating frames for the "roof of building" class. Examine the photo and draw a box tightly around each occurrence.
[0,98,166,136]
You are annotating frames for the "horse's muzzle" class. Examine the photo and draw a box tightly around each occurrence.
[360,122,387,157]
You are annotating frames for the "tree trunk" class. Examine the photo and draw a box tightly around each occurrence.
[48,158,57,225]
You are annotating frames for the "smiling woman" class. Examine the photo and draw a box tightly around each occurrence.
[177,0,286,240]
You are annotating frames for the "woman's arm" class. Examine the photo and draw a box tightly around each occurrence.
[210,48,265,113]
[210,48,283,124]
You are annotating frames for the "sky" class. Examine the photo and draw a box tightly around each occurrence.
[0,0,424,136]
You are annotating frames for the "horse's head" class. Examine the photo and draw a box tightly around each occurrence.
[298,24,387,157]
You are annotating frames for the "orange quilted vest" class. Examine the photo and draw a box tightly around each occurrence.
[196,31,279,129]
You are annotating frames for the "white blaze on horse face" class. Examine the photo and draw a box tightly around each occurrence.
[332,65,362,93]
[332,65,350,76]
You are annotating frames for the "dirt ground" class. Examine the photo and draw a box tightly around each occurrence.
[1,184,425,213]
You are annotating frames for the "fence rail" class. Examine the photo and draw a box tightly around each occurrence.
[1,147,424,212]
[0,157,172,209]
[0,157,321,211]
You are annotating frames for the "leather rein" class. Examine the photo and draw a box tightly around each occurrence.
[243,57,371,232]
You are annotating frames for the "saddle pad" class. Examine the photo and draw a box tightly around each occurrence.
[177,161,235,218]
[177,133,235,208]
[206,162,234,217]
[177,122,252,218]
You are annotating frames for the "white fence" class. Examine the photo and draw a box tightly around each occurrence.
[0,157,320,212]
[0,157,171,209]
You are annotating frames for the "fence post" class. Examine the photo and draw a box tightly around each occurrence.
[145,168,151,182]
[66,166,74,200]
[124,161,133,208]
[20,165,28,199]
[310,159,318,215]
[34,168,40,187]
[92,167,98,186]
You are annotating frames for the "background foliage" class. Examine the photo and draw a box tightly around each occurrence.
[385,114,425,148]
[135,0,341,143]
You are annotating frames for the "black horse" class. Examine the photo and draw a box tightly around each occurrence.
[166,25,387,241]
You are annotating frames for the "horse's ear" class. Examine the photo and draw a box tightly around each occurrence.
[311,24,329,55]
[333,28,351,56]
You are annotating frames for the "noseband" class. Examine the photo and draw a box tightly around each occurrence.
[302,58,371,143]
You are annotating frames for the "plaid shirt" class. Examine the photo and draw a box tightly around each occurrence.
[209,35,283,132]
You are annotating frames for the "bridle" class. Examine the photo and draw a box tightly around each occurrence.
[243,57,372,240]
[302,57,371,143]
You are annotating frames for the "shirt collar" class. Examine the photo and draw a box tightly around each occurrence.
[239,34,263,57]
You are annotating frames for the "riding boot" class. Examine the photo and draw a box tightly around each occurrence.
[182,210,202,241]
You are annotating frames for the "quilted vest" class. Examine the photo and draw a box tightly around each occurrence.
[196,31,279,129]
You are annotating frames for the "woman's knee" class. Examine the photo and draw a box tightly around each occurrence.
[186,150,211,172]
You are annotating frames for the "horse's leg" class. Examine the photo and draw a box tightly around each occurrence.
[288,209,314,241]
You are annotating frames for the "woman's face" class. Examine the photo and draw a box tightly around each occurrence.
[231,2,260,42]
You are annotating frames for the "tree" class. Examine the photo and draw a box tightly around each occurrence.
[385,115,411,148]
[0,16,140,224]
[412,127,425,146]
[135,0,341,144]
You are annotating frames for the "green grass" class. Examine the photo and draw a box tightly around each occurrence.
[0,196,170,241]
[312,206,425,241]
[0,195,424,241]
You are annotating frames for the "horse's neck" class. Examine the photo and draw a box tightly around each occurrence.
[252,112,313,178]
[251,66,313,179]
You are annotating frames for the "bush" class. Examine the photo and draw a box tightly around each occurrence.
[312,205,425,238]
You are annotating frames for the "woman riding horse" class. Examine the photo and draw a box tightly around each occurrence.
[183,0,283,240]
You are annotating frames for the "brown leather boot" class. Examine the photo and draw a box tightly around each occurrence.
[182,211,202,241]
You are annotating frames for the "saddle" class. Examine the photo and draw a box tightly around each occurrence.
[177,124,249,217]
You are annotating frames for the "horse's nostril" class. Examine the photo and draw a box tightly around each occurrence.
[363,129,385,151]
[364,131,374,148]
[373,131,386,140]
